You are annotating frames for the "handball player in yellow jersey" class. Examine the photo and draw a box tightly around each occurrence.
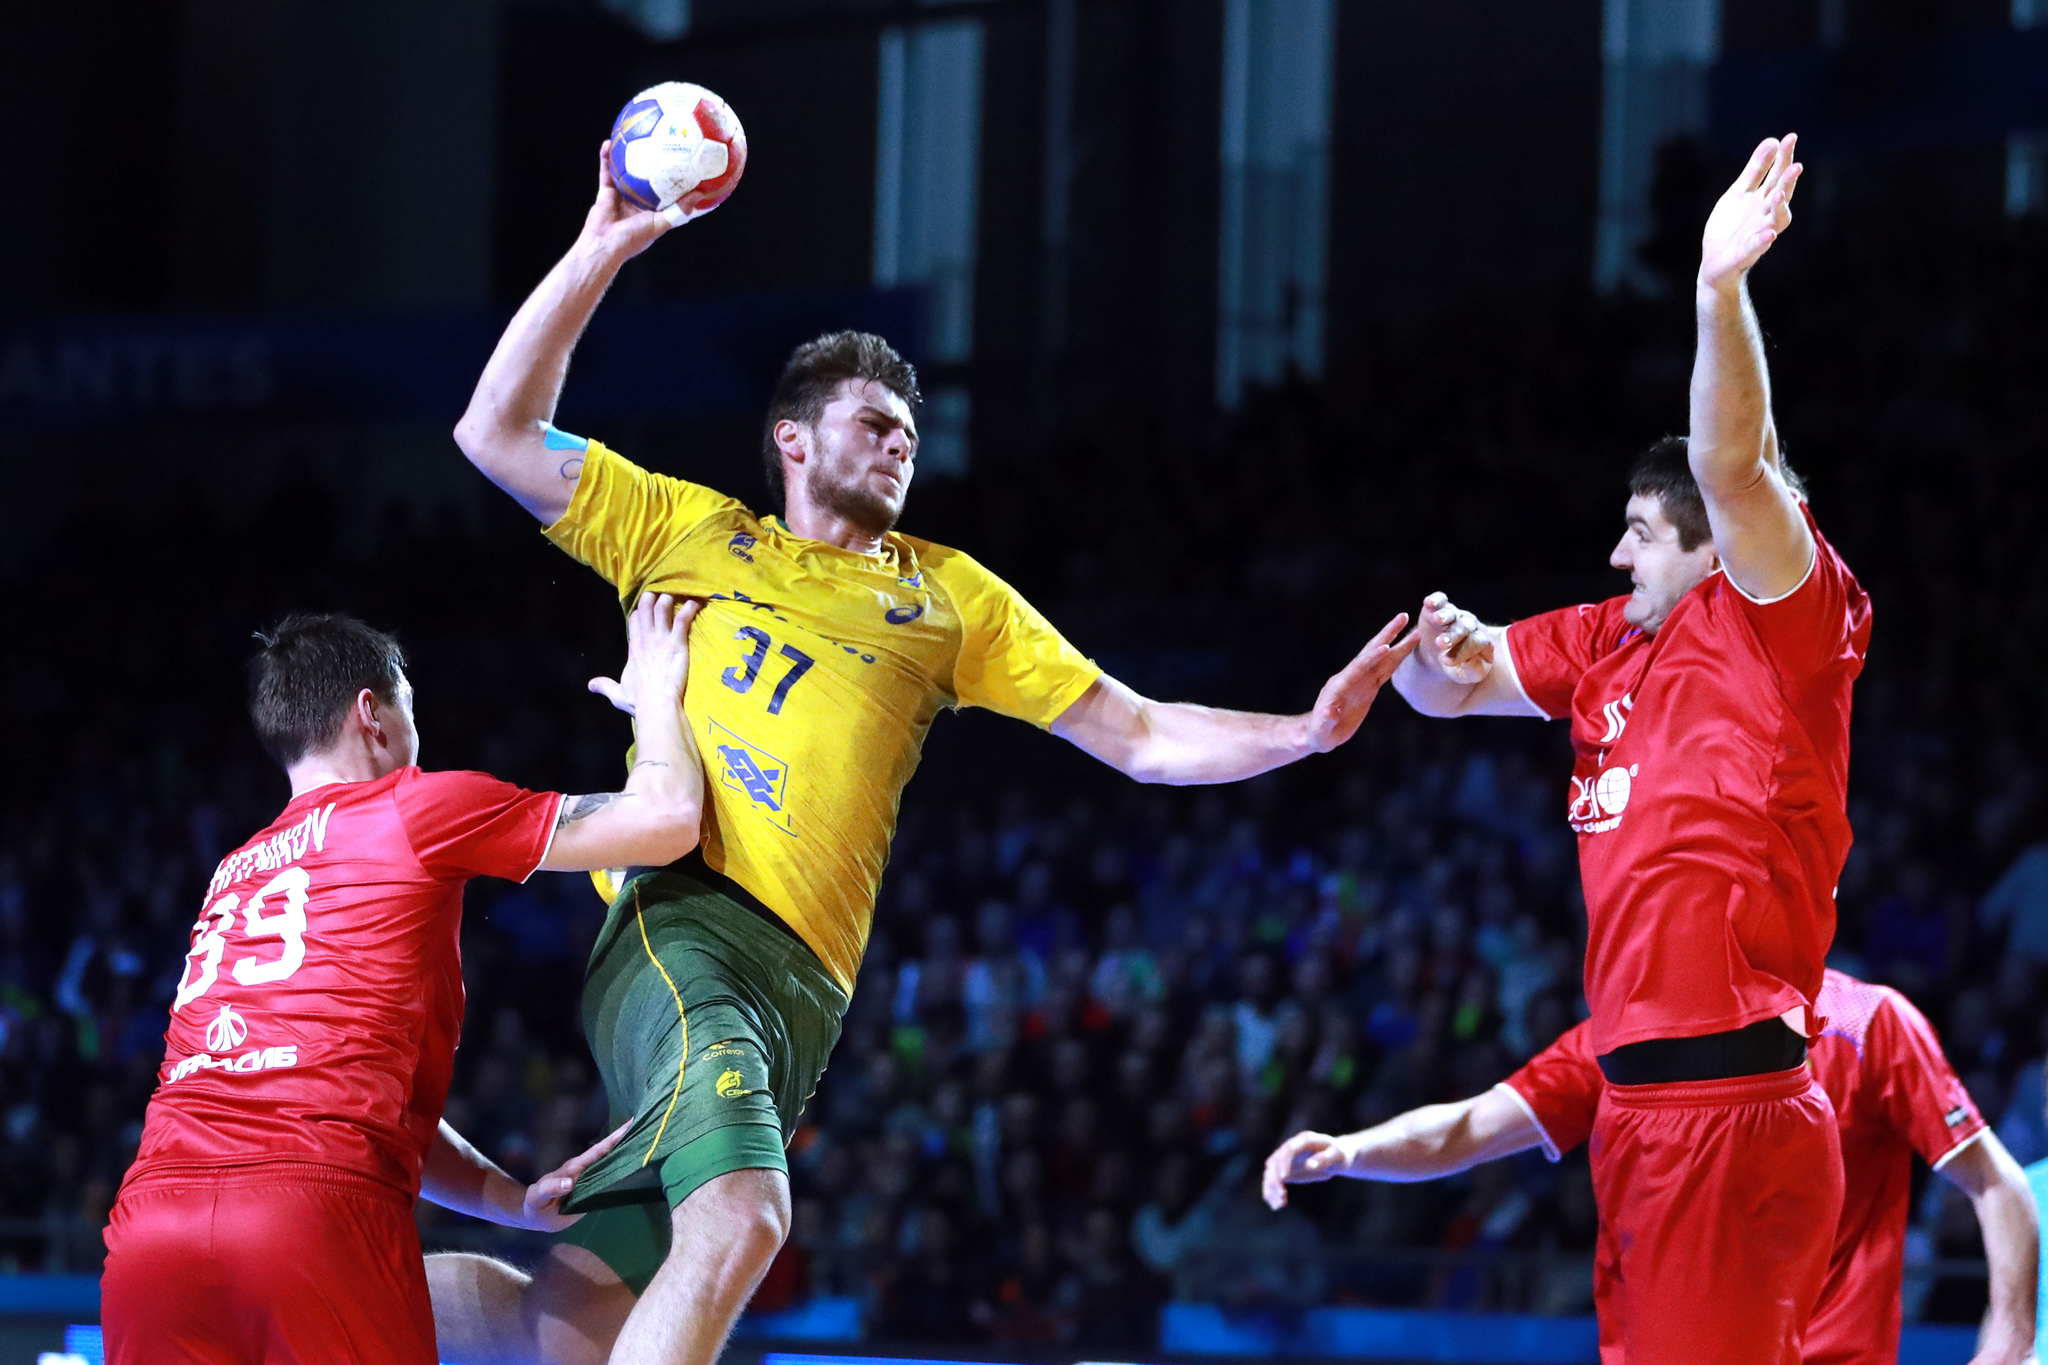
[427,145,1415,1365]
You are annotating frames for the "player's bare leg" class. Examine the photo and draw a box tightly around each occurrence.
[427,1245,637,1365]
[609,1168,790,1365]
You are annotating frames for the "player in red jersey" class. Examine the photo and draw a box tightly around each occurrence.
[102,594,708,1365]
[1263,970,2040,1365]
[1390,134,1862,1362]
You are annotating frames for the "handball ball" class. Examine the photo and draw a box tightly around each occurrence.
[606,82,747,223]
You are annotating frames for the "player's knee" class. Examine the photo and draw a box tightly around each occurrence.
[681,1170,790,1275]
[727,1188,790,1272]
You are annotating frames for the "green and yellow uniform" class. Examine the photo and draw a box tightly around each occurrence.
[541,438,1100,1271]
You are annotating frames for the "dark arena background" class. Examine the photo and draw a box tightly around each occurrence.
[3,2,2047,1363]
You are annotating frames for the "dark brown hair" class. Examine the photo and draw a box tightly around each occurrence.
[248,613,406,766]
[760,331,920,508]
[1627,437,1711,551]
[1627,435,1807,552]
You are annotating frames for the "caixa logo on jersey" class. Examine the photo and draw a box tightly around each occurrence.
[1569,764,1638,834]
[168,1004,298,1083]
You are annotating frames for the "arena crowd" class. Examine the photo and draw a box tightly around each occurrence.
[2,187,2043,1348]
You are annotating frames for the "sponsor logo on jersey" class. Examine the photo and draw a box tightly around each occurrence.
[709,720,793,835]
[717,1069,746,1098]
[884,603,924,625]
[1569,764,1637,834]
[1946,1105,1971,1129]
[1597,692,1634,745]
[167,1045,299,1084]
[728,532,757,562]
[204,1004,249,1052]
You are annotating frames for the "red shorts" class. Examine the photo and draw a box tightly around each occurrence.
[1590,1066,1843,1365]
[101,1162,435,1365]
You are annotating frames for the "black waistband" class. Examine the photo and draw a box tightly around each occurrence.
[1597,1016,1808,1086]
[658,850,811,951]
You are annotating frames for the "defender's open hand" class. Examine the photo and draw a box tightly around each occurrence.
[590,593,699,718]
[1303,613,1416,753]
[1701,134,1802,292]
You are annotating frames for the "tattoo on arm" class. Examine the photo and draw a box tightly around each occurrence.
[631,761,670,771]
[557,792,628,828]
[559,457,584,480]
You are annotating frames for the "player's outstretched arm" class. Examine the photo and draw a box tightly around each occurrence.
[1261,1088,1542,1209]
[1391,592,1545,719]
[543,593,708,871]
[1690,133,1815,602]
[421,1118,631,1232]
[1938,1132,2040,1365]
[1051,612,1414,784]
[453,143,682,524]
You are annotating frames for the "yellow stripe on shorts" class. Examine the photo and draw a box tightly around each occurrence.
[634,886,689,1168]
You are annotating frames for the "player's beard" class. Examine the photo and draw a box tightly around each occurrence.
[812,462,903,537]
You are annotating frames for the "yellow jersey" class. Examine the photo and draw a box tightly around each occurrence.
[544,439,1102,995]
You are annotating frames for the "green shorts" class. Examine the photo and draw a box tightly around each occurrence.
[554,862,847,1290]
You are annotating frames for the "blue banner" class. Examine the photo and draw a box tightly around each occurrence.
[0,289,922,430]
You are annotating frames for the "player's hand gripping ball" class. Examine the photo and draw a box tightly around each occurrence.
[606,82,748,224]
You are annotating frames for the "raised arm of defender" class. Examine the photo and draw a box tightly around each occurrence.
[1051,612,1416,783]
[454,144,680,524]
[1690,134,1814,602]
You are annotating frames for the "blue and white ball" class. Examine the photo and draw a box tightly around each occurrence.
[606,82,748,223]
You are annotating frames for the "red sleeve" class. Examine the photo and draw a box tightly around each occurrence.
[1501,1022,1603,1160]
[1724,508,1872,683]
[393,769,562,883]
[1868,989,1985,1169]
[1504,598,1630,721]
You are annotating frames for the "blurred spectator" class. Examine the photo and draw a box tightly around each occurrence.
[1981,839,2048,966]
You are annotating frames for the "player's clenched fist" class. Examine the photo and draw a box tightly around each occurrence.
[1411,591,1493,685]
[1261,1130,1354,1209]
[590,592,701,718]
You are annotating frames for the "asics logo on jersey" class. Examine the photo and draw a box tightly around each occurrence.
[1598,692,1634,745]
[204,1005,249,1052]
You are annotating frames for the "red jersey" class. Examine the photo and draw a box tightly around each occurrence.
[1803,970,1985,1365]
[125,767,560,1198]
[1502,971,1984,1365]
[1505,509,1871,1053]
